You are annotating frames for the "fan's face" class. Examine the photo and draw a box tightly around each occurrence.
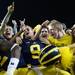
[40,28,49,38]
[24,26,34,38]
[49,28,59,38]
[4,26,14,39]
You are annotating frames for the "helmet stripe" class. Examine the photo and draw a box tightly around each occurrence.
[41,54,61,65]
[40,47,59,62]
[40,45,56,59]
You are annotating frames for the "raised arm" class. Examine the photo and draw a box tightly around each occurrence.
[12,20,18,34]
[10,18,26,42]
[0,2,14,35]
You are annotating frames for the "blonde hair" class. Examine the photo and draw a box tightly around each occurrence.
[50,20,64,31]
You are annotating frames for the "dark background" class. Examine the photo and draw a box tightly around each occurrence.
[0,0,75,28]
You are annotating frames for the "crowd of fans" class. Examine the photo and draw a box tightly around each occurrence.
[0,2,75,75]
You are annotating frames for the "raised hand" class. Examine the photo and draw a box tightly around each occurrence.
[19,18,26,31]
[19,18,25,26]
[12,20,17,26]
[7,2,14,13]
[12,20,18,34]
[41,20,50,26]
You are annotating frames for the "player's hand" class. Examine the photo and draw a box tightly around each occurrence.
[8,2,14,13]
[16,37,22,44]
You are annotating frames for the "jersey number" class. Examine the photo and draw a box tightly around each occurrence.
[30,44,41,59]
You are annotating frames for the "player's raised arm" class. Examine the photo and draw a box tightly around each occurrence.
[0,2,14,35]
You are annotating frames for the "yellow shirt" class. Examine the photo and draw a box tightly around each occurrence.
[48,34,72,47]
[33,24,41,33]
[59,46,73,70]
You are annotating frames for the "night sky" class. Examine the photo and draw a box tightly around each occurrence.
[0,0,75,28]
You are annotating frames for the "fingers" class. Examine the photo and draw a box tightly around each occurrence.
[23,18,25,23]
[7,2,14,13]
[19,18,26,24]
[12,2,14,7]
[12,20,17,25]
[41,20,50,26]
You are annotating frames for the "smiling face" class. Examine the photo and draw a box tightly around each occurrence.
[4,26,14,39]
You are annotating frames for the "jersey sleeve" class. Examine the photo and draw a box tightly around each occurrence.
[33,24,41,33]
